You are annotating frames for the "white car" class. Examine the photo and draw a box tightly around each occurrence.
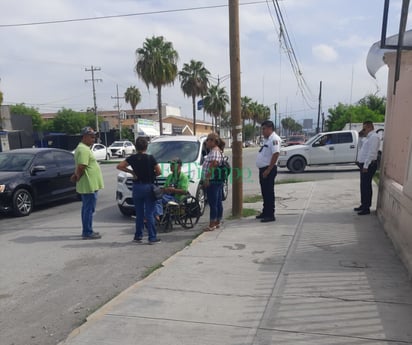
[91,143,111,161]
[108,140,136,157]
[72,143,111,161]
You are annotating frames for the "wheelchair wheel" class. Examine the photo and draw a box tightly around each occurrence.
[178,196,201,229]
[157,211,173,233]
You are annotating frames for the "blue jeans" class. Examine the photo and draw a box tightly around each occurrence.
[133,183,157,241]
[206,182,223,222]
[81,192,97,237]
[154,194,178,216]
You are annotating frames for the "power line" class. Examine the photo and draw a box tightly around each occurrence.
[0,1,267,28]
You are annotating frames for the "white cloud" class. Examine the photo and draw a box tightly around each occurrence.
[312,44,339,62]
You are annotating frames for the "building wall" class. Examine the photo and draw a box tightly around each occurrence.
[377,51,412,276]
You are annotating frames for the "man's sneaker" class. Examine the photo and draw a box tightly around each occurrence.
[133,237,143,243]
[148,238,161,245]
[82,232,102,240]
[255,213,265,219]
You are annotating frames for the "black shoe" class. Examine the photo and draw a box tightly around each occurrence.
[148,238,161,245]
[358,209,370,215]
[82,232,102,240]
[133,237,143,243]
[256,213,265,219]
[261,217,276,223]
[354,206,364,211]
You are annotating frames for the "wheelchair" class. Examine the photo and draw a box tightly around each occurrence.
[156,194,202,232]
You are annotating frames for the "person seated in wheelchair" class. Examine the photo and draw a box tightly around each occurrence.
[154,158,189,220]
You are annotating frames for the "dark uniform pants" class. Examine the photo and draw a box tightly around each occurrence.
[259,166,277,217]
[359,161,377,210]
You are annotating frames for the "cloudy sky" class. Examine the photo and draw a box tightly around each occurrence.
[0,0,409,126]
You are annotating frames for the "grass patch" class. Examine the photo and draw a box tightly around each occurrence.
[276,178,310,184]
[99,160,120,165]
[243,194,262,203]
[184,230,203,247]
[227,208,259,220]
[142,263,164,278]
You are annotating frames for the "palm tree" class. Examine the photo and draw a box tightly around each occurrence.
[179,60,210,135]
[124,86,142,119]
[135,36,179,135]
[241,96,252,143]
[203,84,230,134]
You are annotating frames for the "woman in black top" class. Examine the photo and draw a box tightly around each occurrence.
[117,137,161,244]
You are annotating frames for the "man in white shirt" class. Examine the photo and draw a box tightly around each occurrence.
[255,120,281,222]
[354,121,380,215]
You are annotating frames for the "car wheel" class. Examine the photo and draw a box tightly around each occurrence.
[287,156,306,173]
[222,179,229,201]
[195,186,206,216]
[12,188,33,217]
[106,153,110,160]
[118,205,135,217]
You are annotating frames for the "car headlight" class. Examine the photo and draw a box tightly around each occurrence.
[0,184,5,193]
[280,151,288,156]
[117,175,126,183]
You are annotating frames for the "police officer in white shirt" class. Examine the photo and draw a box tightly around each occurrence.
[255,120,281,222]
[354,121,380,215]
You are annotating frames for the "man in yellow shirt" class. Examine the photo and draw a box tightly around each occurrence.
[71,127,104,239]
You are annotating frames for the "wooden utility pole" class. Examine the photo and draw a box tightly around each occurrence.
[229,0,243,217]
[85,66,102,132]
[112,84,125,139]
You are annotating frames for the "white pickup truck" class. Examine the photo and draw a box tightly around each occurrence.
[277,130,361,173]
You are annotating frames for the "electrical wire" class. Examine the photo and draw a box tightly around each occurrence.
[0,1,266,28]
[266,0,317,109]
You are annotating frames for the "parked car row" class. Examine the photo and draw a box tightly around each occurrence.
[71,140,136,161]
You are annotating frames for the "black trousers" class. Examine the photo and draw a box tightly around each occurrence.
[259,166,277,217]
[359,161,377,210]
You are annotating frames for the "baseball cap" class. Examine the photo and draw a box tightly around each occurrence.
[80,127,97,136]
[169,158,182,165]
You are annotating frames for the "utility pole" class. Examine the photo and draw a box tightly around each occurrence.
[229,0,243,218]
[112,84,125,139]
[316,80,322,134]
[85,66,102,133]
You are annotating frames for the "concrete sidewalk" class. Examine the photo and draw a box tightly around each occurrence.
[59,179,412,345]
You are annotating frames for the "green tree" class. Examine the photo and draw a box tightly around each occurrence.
[357,94,386,114]
[135,36,179,135]
[281,117,302,135]
[179,60,210,135]
[10,103,44,131]
[325,102,385,131]
[241,96,253,142]
[203,84,230,134]
[124,86,142,117]
[52,108,95,134]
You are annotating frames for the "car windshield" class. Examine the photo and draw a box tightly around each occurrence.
[147,141,200,163]
[0,153,35,172]
[110,142,124,147]
[305,134,322,145]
